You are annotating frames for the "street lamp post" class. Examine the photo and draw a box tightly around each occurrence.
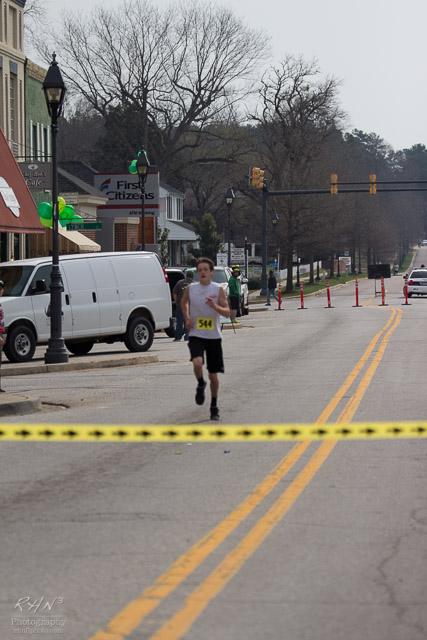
[271,210,279,271]
[225,186,235,266]
[136,149,150,250]
[43,54,68,364]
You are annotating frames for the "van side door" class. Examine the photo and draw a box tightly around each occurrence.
[27,264,73,341]
[60,260,100,337]
[88,258,122,333]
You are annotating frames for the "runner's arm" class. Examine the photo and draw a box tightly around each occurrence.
[206,287,230,317]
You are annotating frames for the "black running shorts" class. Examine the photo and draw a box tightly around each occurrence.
[229,296,240,311]
[188,337,224,373]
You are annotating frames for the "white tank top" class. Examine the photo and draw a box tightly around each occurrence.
[188,281,222,339]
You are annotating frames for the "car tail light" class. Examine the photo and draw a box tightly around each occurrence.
[408,280,415,285]
[163,267,169,283]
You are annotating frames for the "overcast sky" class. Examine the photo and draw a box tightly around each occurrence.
[44,0,426,152]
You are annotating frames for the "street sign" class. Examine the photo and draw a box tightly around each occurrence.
[216,252,228,266]
[231,248,245,261]
[66,223,102,230]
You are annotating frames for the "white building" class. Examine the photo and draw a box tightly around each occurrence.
[158,182,197,266]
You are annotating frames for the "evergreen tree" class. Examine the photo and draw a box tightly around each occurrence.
[189,213,223,262]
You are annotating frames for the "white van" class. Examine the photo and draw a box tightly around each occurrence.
[0,252,172,362]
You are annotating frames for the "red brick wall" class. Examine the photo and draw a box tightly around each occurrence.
[115,223,139,251]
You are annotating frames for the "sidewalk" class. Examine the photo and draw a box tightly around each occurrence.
[0,352,158,417]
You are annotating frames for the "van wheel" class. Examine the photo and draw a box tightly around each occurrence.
[124,317,154,352]
[65,341,94,356]
[3,325,36,362]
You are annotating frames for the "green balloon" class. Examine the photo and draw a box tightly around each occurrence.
[59,218,68,227]
[129,160,137,175]
[70,215,83,223]
[57,197,66,214]
[37,202,52,219]
[59,205,74,220]
[40,217,52,228]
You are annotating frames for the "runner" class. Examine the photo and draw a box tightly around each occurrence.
[181,257,230,420]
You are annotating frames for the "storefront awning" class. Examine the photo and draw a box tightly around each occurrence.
[58,226,101,252]
[165,220,197,242]
[0,128,44,234]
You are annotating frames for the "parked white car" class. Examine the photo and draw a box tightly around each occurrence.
[0,252,172,362]
[403,268,427,298]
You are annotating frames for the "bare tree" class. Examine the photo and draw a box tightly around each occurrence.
[249,55,346,290]
[36,0,270,174]
[24,0,48,39]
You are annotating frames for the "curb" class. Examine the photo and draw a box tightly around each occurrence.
[0,394,41,417]
[1,353,159,377]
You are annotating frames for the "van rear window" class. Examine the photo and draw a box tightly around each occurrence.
[0,265,34,296]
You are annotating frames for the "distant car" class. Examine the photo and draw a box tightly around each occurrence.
[165,268,185,337]
[421,240,427,246]
[186,266,249,316]
[403,268,427,297]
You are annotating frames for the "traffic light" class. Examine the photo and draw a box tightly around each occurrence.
[330,174,338,195]
[251,166,265,189]
[369,174,377,195]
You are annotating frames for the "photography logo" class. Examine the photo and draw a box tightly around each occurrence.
[11,597,67,635]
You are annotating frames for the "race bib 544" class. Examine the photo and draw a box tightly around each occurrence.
[196,317,214,330]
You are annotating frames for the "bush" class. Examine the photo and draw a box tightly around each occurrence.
[248,276,262,290]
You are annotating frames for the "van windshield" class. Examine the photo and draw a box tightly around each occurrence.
[0,265,34,296]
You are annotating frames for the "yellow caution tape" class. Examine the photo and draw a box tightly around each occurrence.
[1,422,427,442]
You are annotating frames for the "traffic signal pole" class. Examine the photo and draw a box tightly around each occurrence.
[261,185,268,296]
[251,169,427,299]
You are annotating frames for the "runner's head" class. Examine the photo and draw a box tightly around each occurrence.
[196,257,214,285]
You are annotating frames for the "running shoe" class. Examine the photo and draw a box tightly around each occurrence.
[210,407,220,421]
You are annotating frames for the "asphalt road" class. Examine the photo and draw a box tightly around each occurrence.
[1,260,427,640]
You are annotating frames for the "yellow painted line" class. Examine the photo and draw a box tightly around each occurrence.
[148,439,337,640]
[363,297,376,306]
[339,307,402,422]
[316,308,396,423]
[87,440,312,640]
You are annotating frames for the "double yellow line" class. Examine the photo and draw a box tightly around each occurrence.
[88,306,402,640]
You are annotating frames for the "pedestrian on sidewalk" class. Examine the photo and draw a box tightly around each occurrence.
[181,257,230,421]
[0,280,5,392]
[172,270,194,341]
[266,270,279,306]
[228,266,241,323]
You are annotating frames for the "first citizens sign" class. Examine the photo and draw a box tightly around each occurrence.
[94,172,159,217]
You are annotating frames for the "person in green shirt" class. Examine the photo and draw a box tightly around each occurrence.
[228,267,242,323]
